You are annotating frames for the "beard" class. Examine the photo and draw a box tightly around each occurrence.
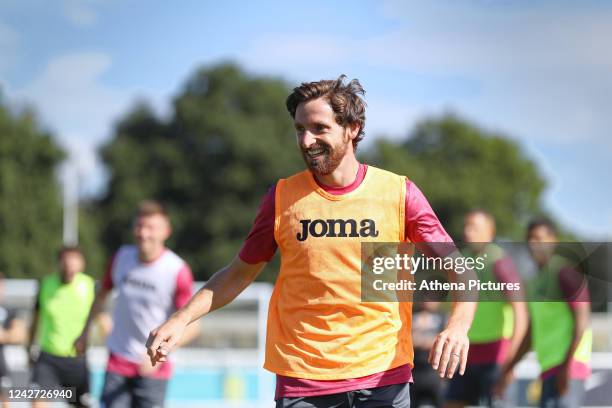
[301,139,349,176]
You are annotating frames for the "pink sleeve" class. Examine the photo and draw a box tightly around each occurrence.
[102,254,116,290]
[174,264,194,309]
[493,257,521,284]
[405,180,454,257]
[559,266,590,309]
[238,185,278,264]
[493,256,523,298]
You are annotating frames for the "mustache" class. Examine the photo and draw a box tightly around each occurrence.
[301,142,330,153]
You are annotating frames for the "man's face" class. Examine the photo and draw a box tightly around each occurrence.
[294,98,354,176]
[528,225,557,266]
[60,251,85,283]
[133,214,171,254]
[463,213,495,244]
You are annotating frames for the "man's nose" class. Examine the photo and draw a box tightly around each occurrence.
[300,131,317,149]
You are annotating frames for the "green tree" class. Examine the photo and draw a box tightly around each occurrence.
[96,63,303,280]
[0,101,65,278]
[363,113,547,239]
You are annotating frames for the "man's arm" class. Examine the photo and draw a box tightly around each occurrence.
[559,266,590,368]
[404,181,476,378]
[491,296,529,397]
[172,264,201,347]
[0,313,27,345]
[27,289,41,364]
[504,300,529,365]
[27,310,39,349]
[495,256,530,367]
[555,265,591,394]
[555,302,589,395]
[74,286,111,355]
[563,303,590,365]
[492,324,532,396]
[505,324,532,371]
[146,256,266,365]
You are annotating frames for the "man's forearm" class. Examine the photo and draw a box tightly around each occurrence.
[446,301,476,332]
[82,289,109,335]
[502,326,531,373]
[564,305,590,366]
[27,311,39,348]
[505,302,529,365]
[176,321,201,347]
[5,320,27,345]
[174,258,264,325]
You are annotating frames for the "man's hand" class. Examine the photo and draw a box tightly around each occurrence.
[73,332,88,356]
[146,313,189,366]
[428,324,469,378]
[138,356,161,377]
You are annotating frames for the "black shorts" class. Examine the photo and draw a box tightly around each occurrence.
[0,368,13,395]
[275,382,410,408]
[101,371,169,408]
[31,351,91,407]
[445,362,500,406]
[0,355,11,390]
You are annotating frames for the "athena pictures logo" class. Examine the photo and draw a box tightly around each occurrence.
[361,241,609,304]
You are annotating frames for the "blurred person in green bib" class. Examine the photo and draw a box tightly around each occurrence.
[445,210,528,408]
[495,217,591,408]
[28,246,95,408]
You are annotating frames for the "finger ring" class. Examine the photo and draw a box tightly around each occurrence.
[451,353,461,358]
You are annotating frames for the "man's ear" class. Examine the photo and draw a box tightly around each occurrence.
[346,122,360,141]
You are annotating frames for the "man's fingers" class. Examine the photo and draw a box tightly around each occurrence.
[157,341,171,356]
[146,330,165,359]
[428,334,446,369]
[459,341,468,375]
[445,343,463,378]
[149,339,174,366]
[436,338,454,377]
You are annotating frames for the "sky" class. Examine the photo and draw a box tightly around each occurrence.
[1,0,611,238]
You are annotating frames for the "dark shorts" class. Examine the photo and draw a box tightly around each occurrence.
[31,351,91,407]
[0,373,13,395]
[101,371,168,408]
[445,362,500,406]
[275,382,410,408]
[410,367,442,408]
[0,356,12,392]
[540,375,585,408]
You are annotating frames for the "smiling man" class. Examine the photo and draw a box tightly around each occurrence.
[146,76,476,407]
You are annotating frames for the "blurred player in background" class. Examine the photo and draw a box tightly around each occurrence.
[146,75,477,408]
[445,210,528,407]
[28,247,95,408]
[0,272,27,408]
[410,301,445,407]
[75,201,199,408]
[495,217,592,408]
